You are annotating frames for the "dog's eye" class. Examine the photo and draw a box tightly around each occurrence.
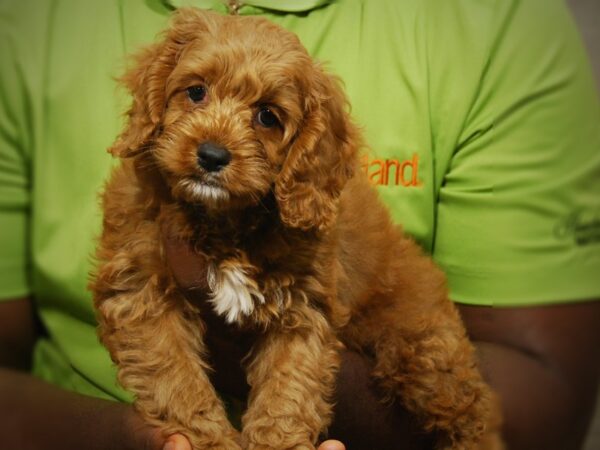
[256,107,279,128]
[187,86,207,103]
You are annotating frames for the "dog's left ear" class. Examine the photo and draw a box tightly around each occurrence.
[274,66,360,232]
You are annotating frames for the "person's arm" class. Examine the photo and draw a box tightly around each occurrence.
[459,301,600,450]
[0,297,191,450]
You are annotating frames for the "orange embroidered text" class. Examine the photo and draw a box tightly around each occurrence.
[361,153,423,187]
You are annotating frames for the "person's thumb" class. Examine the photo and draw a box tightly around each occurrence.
[162,433,192,450]
[318,439,346,450]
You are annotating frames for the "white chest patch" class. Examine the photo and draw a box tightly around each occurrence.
[206,263,265,324]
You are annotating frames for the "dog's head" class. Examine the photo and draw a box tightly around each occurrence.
[110,9,359,231]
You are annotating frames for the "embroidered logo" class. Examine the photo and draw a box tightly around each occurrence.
[361,153,423,187]
[554,207,600,246]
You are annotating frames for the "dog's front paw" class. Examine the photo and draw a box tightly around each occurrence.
[157,413,242,450]
[187,430,242,450]
[242,427,315,450]
[246,442,315,450]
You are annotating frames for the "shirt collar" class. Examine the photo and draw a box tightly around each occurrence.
[163,0,333,13]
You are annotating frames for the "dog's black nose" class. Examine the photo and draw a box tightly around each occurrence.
[197,142,231,172]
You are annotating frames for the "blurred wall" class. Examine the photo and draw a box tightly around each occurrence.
[567,0,600,94]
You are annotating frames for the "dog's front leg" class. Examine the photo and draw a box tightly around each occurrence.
[96,281,240,450]
[241,303,340,450]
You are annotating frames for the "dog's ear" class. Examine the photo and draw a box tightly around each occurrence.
[275,66,360,232]
[109,9,218,158]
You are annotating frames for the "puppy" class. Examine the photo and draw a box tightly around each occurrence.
[91,8,503,450]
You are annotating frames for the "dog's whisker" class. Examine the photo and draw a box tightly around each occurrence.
[133,155,160,171]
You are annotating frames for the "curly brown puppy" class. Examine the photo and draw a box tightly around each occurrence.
[91,8,503,450]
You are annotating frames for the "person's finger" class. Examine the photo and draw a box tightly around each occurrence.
[162,433,193,450]
[162,235,209,290]
[318,439,346,450]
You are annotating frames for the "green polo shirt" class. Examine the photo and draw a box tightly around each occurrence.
[1,0,599,401]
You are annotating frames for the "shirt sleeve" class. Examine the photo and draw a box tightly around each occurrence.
[431,0,600,306]
[0,25,32,300]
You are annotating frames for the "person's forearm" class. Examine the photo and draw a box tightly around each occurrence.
[0,296,36,370]
[0,368,161,450]
[460,301,600,450]
[474,341,596,450]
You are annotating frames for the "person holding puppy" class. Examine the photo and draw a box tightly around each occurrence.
[1,1,599,449]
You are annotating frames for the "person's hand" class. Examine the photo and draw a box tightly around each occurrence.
[122,404,192,450]
[158,430,342,450]
[163,236,210,292]
[160,434,193,450]
[161,431,343,450]
[318,439,346,450]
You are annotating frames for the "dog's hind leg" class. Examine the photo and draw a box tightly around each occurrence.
[369,307,503,450]
[339,240,503,449]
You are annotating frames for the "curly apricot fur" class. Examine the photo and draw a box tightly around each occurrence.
[91,9,504,450]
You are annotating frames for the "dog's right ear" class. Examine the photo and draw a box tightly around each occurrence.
[109,8,218,158]
[107,41,169,158]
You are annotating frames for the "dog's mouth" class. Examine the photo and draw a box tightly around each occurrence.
[174,175,231,206]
